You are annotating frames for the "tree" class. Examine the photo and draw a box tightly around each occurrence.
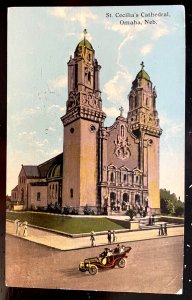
[160,189,184,216]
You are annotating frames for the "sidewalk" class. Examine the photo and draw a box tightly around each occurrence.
[6,221,184,251]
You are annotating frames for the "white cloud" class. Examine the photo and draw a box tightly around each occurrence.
[140,44,153,56]
[48,104,65,112]
[160,114,184,140]
[49,7,97,28]
[104,21,132,35]
[104,19,147,36]
[103,70,132,104]
[103,106,120,118]
[50,149,61,156]
[117,32,134,67]
[47,126,55,132]
[18,130,49,148]
[152,19,170,40]
[50,75,67,89]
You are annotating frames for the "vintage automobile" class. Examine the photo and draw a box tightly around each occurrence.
[79,245,132,275]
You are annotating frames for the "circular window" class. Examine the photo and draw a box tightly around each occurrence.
[70,128,74,133]
[148,139,153,145]
[90,125,96,132]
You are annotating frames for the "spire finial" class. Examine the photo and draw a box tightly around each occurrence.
[140,61,145,69]
[83,29,87,40]
[119,106,124,117]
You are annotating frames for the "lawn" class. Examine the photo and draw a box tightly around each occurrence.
[6,211,128,234]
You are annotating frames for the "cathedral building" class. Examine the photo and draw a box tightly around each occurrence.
[11,31,162,215]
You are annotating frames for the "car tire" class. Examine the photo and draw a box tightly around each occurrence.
[88,265,98,275]
[79,269,87,272]
[118,258,126,268]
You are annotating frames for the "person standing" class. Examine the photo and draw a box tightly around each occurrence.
[160,224,164,236]
[23,221,28,237]
[90,231,95,247]
[107,230,112,244]
[164,223,167,235]
[112,230,117,243]
[15,219,21,236]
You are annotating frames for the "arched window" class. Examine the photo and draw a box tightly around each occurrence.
[110,172,114,182]
[121,125,124,137]
[136,176,140,184]
[123,174,127,183]
[88,71,91,82]
[110,192,116,209]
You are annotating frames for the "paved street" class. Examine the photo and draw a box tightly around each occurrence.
[6,235,183,294]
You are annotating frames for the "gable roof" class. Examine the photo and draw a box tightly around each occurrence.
[12,185,18,191]
[20,153,63,179]
[22,166,40,178]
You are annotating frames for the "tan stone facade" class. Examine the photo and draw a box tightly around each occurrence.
[11,35,162,214]
[61,39,162,214]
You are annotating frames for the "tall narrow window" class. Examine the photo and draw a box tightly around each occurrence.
[88,71,91,82]
[37,192,41,201]
[56,184,58,198]
[121,125,124,137]
[75,64,78,89]
[110,172,114,182]
[70,188,73,198]
[124,174,127,183]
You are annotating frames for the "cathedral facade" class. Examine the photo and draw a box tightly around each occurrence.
[11,33,162,215]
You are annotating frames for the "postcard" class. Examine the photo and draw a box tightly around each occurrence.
[6,5,185,294]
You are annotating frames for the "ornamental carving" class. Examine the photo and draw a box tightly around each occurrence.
[67,92,80,111]
[114,135,131,160]
[81,93,99,109]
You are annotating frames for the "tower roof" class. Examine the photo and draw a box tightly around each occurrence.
[75,29,93,51]
[135,61,150,81]
[76,39,93,50]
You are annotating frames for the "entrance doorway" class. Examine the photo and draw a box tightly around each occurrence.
[135,194,140,204]
[110,192,116,210]
[122,193,129,210]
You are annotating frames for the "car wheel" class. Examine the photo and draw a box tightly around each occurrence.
[118,258,126,268]
[79,269,87,272]
[88,265,98,275]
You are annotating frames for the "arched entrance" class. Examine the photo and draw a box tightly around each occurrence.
[122,193,129,210]
[123,193,129,202]
[135,194,140,204]
[110,192,116,210]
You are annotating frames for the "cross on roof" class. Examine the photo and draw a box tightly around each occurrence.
[83,29,87,40]
[119,106,124,116]
[140,61,145,69]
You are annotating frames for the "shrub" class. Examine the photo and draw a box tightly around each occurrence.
[126,208,136,220]
[47,203,55,213]
[70,207,79,215]
[83,205,92,215]
[31,204,38,211]
[63,205,71,215]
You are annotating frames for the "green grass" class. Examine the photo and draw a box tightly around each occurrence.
[6,211,128,234]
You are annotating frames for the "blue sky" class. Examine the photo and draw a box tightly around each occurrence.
[7,6,185,199]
